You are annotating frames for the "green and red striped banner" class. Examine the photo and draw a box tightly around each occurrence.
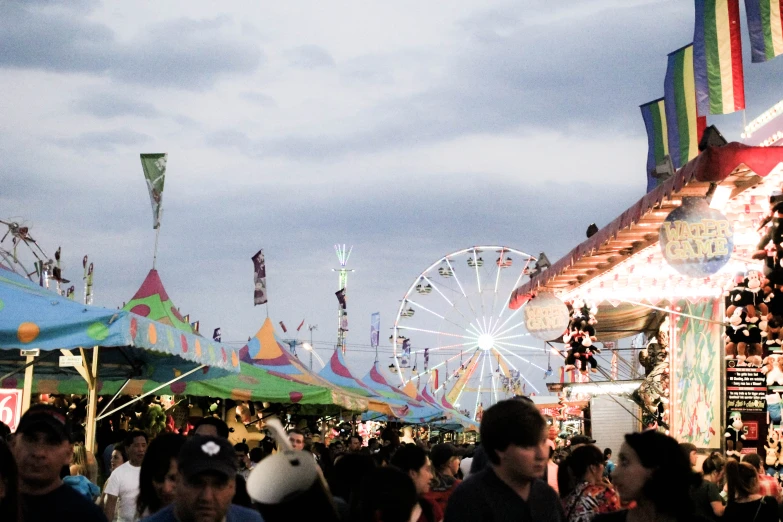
[664,44,707,169]
[745,0,783,62]
[640,98,669,192]
[694,0,745,115]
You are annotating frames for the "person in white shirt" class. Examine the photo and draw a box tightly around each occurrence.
[104,430,147,522]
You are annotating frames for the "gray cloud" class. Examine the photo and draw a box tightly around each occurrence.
[286,45,336,69]
[212,1,783,163]
[0,5,263,90]
[240,92,277,107]
[56,129,152,151]
[73,92,160,119]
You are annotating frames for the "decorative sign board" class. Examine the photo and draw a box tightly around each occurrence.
[726,367,766,411]
[0,389,22,431]
[523,293,570,341]
[59,355,83,368]
[659,197,733,277]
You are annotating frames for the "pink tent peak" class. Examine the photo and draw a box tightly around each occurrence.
[129,269,170,302]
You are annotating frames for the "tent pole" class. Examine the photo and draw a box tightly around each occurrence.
[21,354,35,414]
[85,346,99,453]
[97,378,132,418]
[96,365,206,421]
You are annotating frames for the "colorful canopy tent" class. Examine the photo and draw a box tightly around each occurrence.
[122,269,198,334]
[317,348,410,417]
[38,272,372,415]
[240,318,369,411]
[359,361,446,424]
[5,360,366,414]
[0,266,240,449]
[407,380,479,432]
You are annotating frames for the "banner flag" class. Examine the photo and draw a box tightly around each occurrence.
[433,369,439,390]
[296,319,305,332]
[213,328,221,342]
[279,321,288,333]
[139,153,167,229]
[335,289,347,309]
[190,321,200,333]
[664,44,707,168]
[401,339,411,368]
[694,0,745,115]
[745,0,783,62]
[340,313,349,332]
[370,312,380,347]
[640,98,669,192]
[251,249,268,306]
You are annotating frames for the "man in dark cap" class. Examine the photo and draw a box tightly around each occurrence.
[11,404,107,521]
[142,435,262,522]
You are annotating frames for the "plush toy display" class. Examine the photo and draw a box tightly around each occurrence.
[753,192,783,285]
[725,411,748,457]
[562,299,600,374]
[762,355,783,386]
[766,428,782,476]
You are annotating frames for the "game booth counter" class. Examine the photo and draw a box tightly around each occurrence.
[509,142,783,462]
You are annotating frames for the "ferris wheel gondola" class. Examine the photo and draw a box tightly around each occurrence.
[392,246,548,421]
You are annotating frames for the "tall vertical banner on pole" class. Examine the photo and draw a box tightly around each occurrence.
[745,0,783,63]
[252,249,268,306]
[140,153,167,229]
[370,312,380,347]
[694,0,745,116]
[640,98,669,192]
[664,45,707,169]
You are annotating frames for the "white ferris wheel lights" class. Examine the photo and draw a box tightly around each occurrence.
[495,345,548,373]
[493,340,550,353]
[493,348,541,395]
[478,334,494,351]
[394,245,539,410]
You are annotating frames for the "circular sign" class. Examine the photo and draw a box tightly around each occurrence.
[659,197,733,277]
[523,292,570,341]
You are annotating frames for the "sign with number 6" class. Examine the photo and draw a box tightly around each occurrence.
[0,390,22,431]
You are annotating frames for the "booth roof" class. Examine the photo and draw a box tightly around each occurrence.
[510,143,783,306]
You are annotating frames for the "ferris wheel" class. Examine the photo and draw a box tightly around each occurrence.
[391,246,550,419]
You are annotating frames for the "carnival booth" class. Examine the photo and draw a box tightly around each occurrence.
[510,143,783,458]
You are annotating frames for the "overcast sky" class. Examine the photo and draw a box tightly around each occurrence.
[2,0,783,404]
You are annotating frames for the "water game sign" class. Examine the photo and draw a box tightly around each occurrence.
[659,197,733,277]
[523,293,570,341]
[726,367,766,412]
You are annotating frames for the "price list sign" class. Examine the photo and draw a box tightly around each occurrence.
[726,367,766,412]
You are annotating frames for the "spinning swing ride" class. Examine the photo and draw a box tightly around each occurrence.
[391,246,551,420]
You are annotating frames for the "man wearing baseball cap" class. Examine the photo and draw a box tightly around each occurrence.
[11,404,107,521]
[142,435,262,522]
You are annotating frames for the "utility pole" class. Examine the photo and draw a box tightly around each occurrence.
[308,324,318,370]
[332,245,354,355]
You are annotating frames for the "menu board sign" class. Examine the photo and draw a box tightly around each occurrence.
[726,367,766,412]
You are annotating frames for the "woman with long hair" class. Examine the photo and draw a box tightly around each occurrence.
[593,431,700,522]
[0,439,20,522]
[136,433,186,518]
[690,452,725,521]
[390,445,442,522]
[722,459,777,522]
[64,443,101,501]
[562,444,621,522]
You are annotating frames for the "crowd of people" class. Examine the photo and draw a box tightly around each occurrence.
[3,399,783,521]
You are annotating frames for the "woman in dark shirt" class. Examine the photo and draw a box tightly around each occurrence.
[690,452,725,521]
[722,459,777,522]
